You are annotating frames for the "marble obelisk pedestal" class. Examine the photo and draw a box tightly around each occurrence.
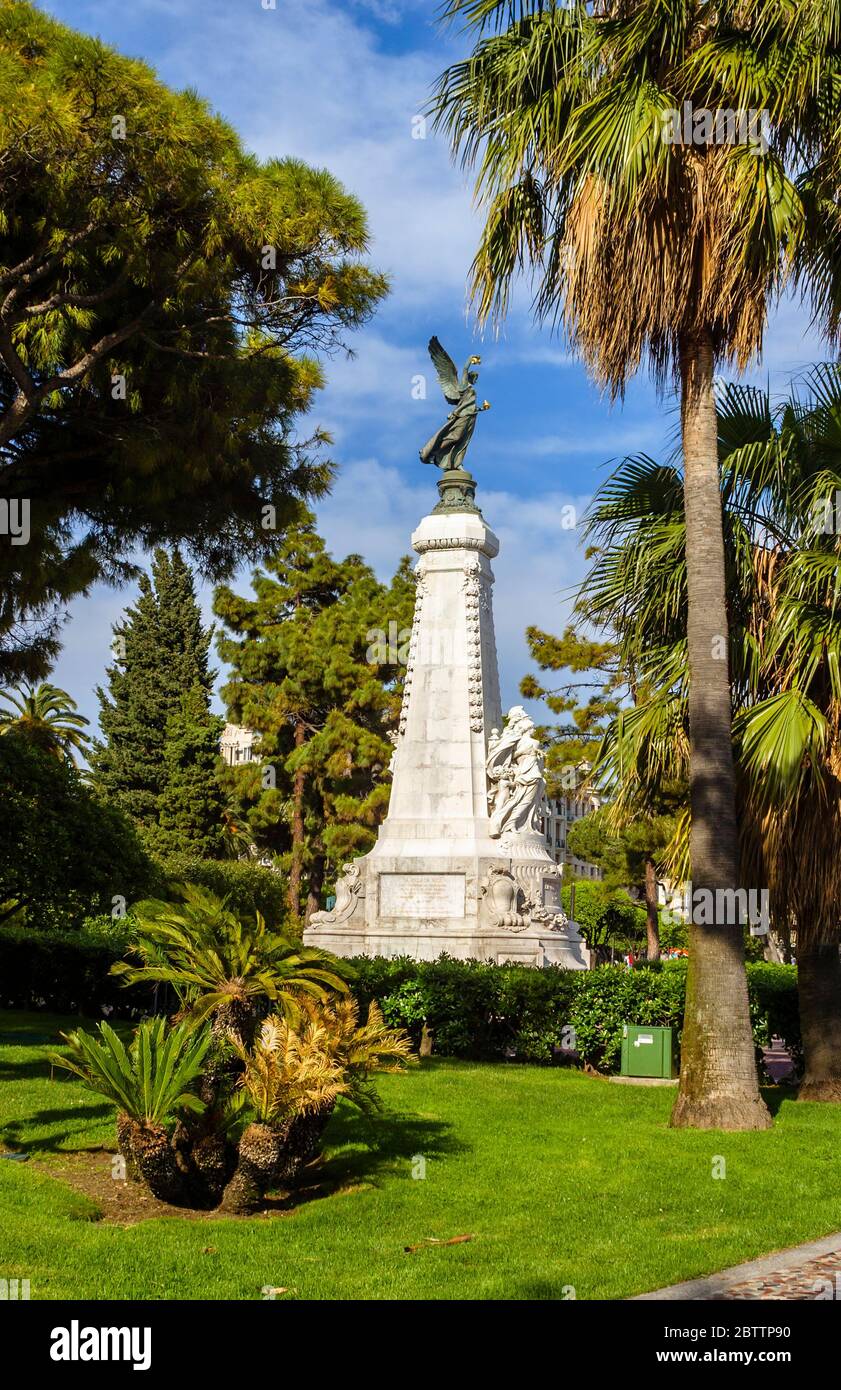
[305,502,587,968]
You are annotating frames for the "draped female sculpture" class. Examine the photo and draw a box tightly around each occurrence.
[486,706,546,839]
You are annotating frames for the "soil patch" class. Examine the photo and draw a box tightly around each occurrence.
[34,1150,303,1225]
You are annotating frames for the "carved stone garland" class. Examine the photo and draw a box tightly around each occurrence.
[463,558,484,733]
[398,565,426,737]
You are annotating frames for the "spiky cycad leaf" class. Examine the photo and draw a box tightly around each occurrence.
[52,1017,211,1125]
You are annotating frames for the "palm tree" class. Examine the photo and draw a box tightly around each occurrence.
[432,0,839,1129]
[583,363,841,1100]
[0,681,91,761]
[221,997,412,1211]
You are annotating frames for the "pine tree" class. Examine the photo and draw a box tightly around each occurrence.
[214,512,414,924]
[0,3,386,682]
[93,550,220,851]
[520,624,624,795]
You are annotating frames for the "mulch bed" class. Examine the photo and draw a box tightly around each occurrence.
[33,1150,301,1225]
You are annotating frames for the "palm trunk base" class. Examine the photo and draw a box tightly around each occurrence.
[799,1077,841,1102]
[670,1090,772,1130]
[128,1120,188,1203]
[275,1106,334,1186]
[670,926,772,1130]
[797,942,841,1103]
[116,1112,142,1183]
[221,1123,289,1214]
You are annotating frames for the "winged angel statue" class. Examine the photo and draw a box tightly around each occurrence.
[419,336,490,473]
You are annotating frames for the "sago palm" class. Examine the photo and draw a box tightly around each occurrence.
[0,680,91,761]
[220,1011,349,1213]
[220,1000,411,1212]
[433,0,840,1129]
[232,1011,348,1126]
[53,1017,210,1203]
[54,1016,210,1123]
[112,883,351,1046]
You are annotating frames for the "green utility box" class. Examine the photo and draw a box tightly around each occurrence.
[620,1024,676,1079]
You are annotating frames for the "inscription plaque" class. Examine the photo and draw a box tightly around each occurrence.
[542,878,561,909]
[379,873,465,919]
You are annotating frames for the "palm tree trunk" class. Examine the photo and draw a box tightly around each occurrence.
[798,941,841,1101]
[221,1122,290,1214]
[288,716,306,924]
[644,857,660,963]
[671,330,770,1131]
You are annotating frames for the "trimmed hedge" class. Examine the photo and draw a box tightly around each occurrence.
[351,956,800,1073]
[0,929,800,1076]
[152,855,286,927]
[0,917,154,1017]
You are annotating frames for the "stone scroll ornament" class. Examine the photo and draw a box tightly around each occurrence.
[486,706,547,839]
[309,861,364,928]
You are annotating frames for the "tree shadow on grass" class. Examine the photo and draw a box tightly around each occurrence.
[761,1085,800,1118]
[0,1056,65,1082]
[290,1103,469,1205]
[1,1102,114,1154]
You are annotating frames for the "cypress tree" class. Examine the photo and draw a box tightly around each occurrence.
[156,687,226,859]
[93,549,221,852]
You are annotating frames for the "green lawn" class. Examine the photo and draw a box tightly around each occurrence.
[2,1008,840,1300]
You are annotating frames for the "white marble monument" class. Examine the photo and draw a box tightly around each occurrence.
[304,469,587,969]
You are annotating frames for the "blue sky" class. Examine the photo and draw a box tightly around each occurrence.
[41,0,827,731]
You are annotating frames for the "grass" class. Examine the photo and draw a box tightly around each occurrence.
[2,1007,841,1300]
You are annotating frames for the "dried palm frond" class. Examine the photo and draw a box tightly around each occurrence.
[230,1014,347,1126]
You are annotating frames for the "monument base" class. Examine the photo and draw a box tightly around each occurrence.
[305,838,588,969]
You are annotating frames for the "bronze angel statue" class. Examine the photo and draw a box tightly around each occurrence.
[419,336,490,472]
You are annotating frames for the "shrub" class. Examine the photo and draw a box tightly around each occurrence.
[350,955,799,1071]
[0,919,153,1016]
[0,928,800,1075]
[566,964,687,1070]
[151,855,287,929]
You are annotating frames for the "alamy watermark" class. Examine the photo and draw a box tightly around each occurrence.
[662,884,770,933]
[0,498,29,545]
[661,102,770,153]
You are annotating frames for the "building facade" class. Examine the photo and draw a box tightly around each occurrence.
[220,723,260,767]
[537,791,604,881]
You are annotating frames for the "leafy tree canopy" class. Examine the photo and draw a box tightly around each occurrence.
[214,512,415,917]
[0,0,387,680]
[93,548,222,856]
[520,623,624,796]
[0,729,152,928]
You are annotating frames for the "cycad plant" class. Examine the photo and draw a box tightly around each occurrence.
[51,894,408,1212]
[583,363,841,1100]
[221,998,412,1212]
[433,0,841,1128]
[220,1013,347,1213]
[54,1018,210,1203]
[112,883,351,1047]
[0,681,91,761]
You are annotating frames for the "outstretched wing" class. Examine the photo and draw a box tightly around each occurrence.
[428,336,460,404]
